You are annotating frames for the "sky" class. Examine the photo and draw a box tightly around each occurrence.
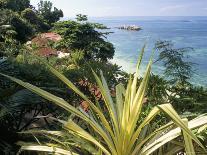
[30,0,207,17]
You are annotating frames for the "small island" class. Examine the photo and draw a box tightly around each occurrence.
[117,25,142,31]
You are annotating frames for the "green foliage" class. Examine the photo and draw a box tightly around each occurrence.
[0,55,69,154]
[69,49,85,68]
[1,47,207,155]
[21,8,38,25]
[62,60,128,87]
[37,0,63,25]
[21,8,50,32]
[10,14,34,42]
[155,40,194,85]
[0,1,206,153]
[0,9,34,42]
[0,47,127,154]
[168,83,207,115]
[146,72,207,116]
[195,125,207,143]
[76,14,88,22]
[0,39,22,57]
[0,0,30,11]
[152,41,207,116]
[52,18,115,61]
[0,15,24,57]
[147,74,169,105]
[0,0,63,43]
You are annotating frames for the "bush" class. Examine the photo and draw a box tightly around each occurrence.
[52,18,115,61]
[1,47,207,155]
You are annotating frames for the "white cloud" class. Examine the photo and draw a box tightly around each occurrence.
[160,5,185,12]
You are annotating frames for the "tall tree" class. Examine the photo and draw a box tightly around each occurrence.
[76,14,88,22]
[52,16,115,61]
[21,8,50,32]
[0,0,30,11]
[37,0,63,25]
[155,40,194,85]
[0,9,34,42]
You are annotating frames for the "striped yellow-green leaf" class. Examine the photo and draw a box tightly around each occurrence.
[1,45,207,155]
[182,119,195,155]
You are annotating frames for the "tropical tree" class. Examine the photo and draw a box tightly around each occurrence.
[21,8,38,25]
[0,56,70,154]
[154,41,207,115]
[0,0,30,12]
[155,40,194,85]
[37,0,63,25]
[0,9,34,42]
[52,17,115,61]
[1,47,207,155]
[76,14,88,22]
[147,73,169,105]
[21,8,50,32]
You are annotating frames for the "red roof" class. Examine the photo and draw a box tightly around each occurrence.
[37,47,58,57]
[40,32,62,42]
[31,32,62,47]
[30,32,62,57]
[31,36,49,47]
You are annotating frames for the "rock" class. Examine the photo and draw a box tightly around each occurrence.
[117,25,142,31]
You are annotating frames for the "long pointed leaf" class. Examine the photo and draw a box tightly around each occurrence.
[18,145,76,155]
[64,120,111,155]
[182,119,195,155]
[0,73,115,152]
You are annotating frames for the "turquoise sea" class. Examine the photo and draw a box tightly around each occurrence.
[89,16,207,86]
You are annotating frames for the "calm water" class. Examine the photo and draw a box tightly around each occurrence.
[89,16,207,86]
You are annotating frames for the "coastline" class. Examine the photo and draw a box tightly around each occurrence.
[62,16,207,86]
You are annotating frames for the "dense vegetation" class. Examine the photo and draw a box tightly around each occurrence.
[51,19,115,61]
[0,0,207,154]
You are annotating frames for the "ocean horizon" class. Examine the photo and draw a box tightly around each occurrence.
[63,16,207,86]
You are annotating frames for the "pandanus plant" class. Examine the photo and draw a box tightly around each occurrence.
[1,46,207,155]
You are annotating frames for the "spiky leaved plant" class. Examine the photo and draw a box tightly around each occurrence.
[1,46,207,155]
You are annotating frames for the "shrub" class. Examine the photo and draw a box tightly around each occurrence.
[1,46,207,155]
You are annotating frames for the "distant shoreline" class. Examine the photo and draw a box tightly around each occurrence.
[62,16,207,21]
